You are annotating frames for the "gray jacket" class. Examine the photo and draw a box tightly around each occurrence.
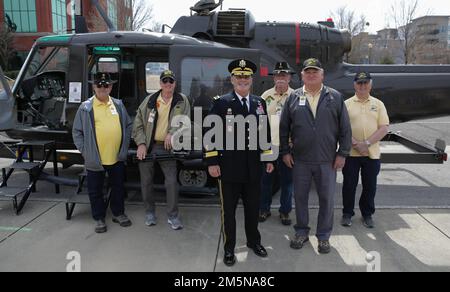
[72,97,133,171]
[280,86,352,163]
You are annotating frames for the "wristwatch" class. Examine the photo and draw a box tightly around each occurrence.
[365,140,372,147]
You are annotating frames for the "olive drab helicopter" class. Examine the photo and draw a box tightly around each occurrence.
[0,0,448,205]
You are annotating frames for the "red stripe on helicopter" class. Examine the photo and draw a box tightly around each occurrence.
[296,22,301,64]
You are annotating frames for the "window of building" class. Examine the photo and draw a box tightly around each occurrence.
[448,22,450,48]
[3,0,37,33]
[108,0,118,28]
[52,0,68,34]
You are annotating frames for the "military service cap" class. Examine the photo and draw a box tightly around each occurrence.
[228,59,257,76]
[354,72,372,83]
[302,58,323,71]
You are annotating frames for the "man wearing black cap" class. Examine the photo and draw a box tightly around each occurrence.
[73,72,133,233]
[280,58,352,254]
[204,59,275,267]
[132,70,190,230]
[259,62,295,225]
[341,72,389,229]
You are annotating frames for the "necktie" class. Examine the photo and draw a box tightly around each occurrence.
[241,98,249,116]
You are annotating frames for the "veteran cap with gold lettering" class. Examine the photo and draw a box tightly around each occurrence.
[302,58,323,71]
[354,72,372,83]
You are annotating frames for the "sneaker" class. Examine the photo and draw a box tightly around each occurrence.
[112,214,132,227]
[168,217,183,230]
[318,240,331,254]
[258,211,272,223]
[341,215,353,227]
[363,217,375,229]
[145,212,157,226]
[280,213,292,226]
[290,234,309,250]
[95,219,107,234]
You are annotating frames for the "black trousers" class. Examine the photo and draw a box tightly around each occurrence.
[87,162,126,221]
[220,180,262,253]
[342,157,381,218]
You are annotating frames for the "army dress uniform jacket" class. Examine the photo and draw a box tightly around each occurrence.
[204,92,273,183]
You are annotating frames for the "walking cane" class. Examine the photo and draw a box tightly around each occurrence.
[217,178,226,248]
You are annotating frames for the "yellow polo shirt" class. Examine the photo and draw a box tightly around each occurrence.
[303,85,324,118]
[93,96,122,166]
[154,94,172,142]
[345,95,390,159]
[262,87,294,146]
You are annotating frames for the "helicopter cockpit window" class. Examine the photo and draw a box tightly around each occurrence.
[18,46,69,130]
[180,57,233,109]
[146,62,169,94]
[26,47,69,78]
[0,79,7,100]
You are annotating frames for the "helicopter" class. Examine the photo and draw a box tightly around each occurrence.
[0,0,448,196]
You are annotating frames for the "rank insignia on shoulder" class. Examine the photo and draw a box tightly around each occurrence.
[213,95,220,100]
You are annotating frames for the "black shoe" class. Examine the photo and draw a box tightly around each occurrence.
[318,240,331,254]
[341,215,352,227]
[258,211,271,223]
[112,214,132,227]
[247,244,268,258]
[280,213,292,226]
[95,219,107,234]
[363,217,375,229]
[223,251,236,267]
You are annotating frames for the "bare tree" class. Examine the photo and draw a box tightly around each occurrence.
[331,6,368,62]
[150,22,163,33]
[0,25,15,71]
[118,0,155,31]
[331,6,368,37]
[390,0,421,64]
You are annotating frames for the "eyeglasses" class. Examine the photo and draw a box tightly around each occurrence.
[96,83,111,88]
[162,78,175,84]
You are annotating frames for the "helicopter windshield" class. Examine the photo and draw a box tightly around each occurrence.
[0,78,6,99]
[25,47,69,78]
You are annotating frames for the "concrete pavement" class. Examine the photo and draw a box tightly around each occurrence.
[1,201,449,272]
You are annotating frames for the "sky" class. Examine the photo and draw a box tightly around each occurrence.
[149,0,450,33]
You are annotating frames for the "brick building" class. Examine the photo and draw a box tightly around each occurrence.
[0,0,133,69]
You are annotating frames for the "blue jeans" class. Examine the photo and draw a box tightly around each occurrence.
[342,157,381,218]
[87,162,126,221]
[260,157,293,215]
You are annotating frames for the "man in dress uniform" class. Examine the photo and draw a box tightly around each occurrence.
[204,59,275,267]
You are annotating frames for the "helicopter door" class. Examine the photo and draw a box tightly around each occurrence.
[0,65,15,131]
[169,46,261,109]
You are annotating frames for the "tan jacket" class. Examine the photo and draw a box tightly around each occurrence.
[132,90,191,149]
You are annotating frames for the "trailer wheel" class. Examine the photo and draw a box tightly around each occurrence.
[179,170,208,188]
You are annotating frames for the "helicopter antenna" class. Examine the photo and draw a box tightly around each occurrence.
[90,0,117,32]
